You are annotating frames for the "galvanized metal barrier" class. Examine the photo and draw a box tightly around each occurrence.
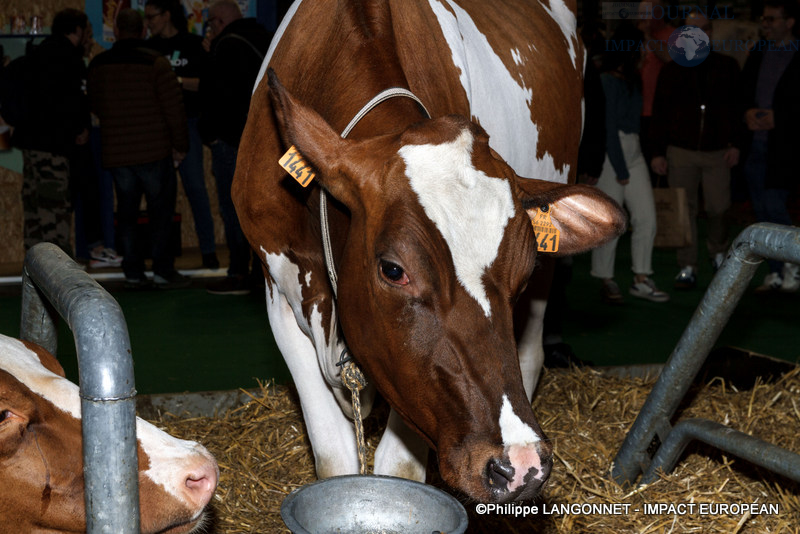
[612,222,800,486]
[20,243,140,533]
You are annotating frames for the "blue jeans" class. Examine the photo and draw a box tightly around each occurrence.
[744,139,791,273]
[112,157,177,280]
[178,117,216,255]
[211,140,250,277]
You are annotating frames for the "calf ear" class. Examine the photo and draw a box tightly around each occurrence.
[266,68,361,210]
[515,178,627,256]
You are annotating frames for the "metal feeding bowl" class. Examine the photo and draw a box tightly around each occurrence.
[281,474,468,534]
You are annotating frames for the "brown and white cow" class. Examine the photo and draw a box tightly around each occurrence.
[233,0,625,502]
[0,333,218,533]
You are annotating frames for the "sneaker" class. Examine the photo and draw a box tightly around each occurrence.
[153,271,191,290]
[124,276,152,290]
[206,275,251,295]
[202,252,220,270]
[674,266,697,290]
[601,279,624,305]
[90,247,123,269]
[781,263,800,293]
[711,252,725,272]
[755,272,783,293]
[630,277,670,303]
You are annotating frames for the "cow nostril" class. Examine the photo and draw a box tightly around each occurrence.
[485,458,515,493]
[185,463,218,505]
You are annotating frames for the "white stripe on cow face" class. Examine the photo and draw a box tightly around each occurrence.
[428,0,570,183]
[0,335,81,418]
[399,128,515,317]
[499,394,540,446]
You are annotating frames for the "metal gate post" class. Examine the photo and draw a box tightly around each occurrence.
[20,243,141,534]
[612,223,800,486]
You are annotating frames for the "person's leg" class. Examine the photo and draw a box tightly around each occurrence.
[21,149,72,256]
[90,126,117,251]
[590,154,624,281]
[700,149,731,259]
[666,145,701,270]
[140,157,178,279]
[178,117,217,259]
[111,166,146,280]
[211,140,250,278]
[621,134,657,278]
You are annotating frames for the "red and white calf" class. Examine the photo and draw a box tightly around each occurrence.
[0,333,218,533]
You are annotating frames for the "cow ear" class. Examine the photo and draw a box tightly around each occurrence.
[266,69,360,209]
[515,178,627,256]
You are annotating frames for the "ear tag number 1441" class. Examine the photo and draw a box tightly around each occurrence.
[532,205,559,253]
[279,145,316,187]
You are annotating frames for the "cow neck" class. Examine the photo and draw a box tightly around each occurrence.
[321,87,431,299]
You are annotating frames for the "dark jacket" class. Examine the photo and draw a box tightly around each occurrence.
[649,52,742,158]
[739,50,800,189]
[88,39,188,168]
[199,18,272,147]
[145,32,207,118]
[12,34,89,155]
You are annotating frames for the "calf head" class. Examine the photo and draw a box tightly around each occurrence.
[0,334,218,533]
[268,71,625,502]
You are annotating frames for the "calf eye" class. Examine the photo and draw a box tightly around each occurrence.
[0,410,9,423]
[380,260,409,285]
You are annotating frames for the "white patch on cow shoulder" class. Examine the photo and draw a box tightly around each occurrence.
[499,394,540,446]
[539,0,578,69]
[305,271,312,287]
[428,0,570,184]
[399,129,514,317]
[0,335,81,418]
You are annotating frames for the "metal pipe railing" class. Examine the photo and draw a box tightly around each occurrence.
[640,418,800,485]
[20,243,140,533]
[612,223,800,486]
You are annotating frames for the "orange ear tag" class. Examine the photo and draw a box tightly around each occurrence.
[532,205,560,253]
[279,145,316,187]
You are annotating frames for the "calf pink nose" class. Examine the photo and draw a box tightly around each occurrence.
[184,461,218,508]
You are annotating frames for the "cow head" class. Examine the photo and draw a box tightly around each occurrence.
[268,70,625,502]
[0,334,218,533]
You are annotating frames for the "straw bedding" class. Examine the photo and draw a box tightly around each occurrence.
[152,366,800,533]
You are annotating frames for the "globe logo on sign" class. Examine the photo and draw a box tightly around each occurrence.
[668,25,711,66]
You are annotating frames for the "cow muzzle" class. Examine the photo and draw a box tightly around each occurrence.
[484,441,553,502]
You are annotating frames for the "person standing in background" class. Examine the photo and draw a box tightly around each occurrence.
[12,8,91,257]
[200,0,272,295]
[89,8,190,289]
[740,0,800,292]
[145,0,219,270]
[649,12,741,290]
[590,23,669,305]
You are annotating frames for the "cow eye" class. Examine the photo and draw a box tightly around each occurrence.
[380,260,409,285]
[0,410,10,423]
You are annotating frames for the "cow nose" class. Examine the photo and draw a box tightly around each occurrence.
[183,459,219,508]
[485,457,515,495]
[484,442,553,502]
